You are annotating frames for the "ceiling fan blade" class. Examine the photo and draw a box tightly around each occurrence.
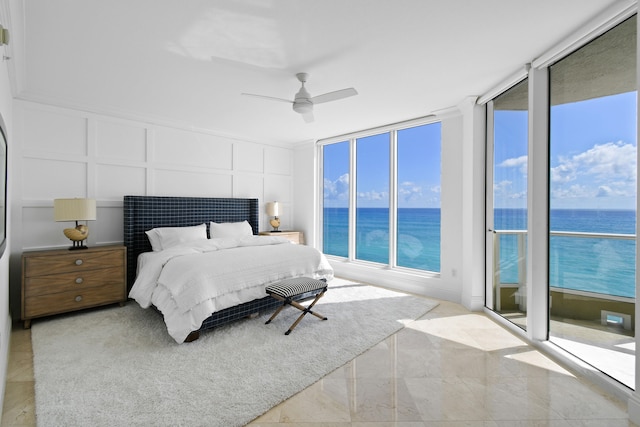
[241,93,293,104]
[302,111,314,123]
[311,88,358,105]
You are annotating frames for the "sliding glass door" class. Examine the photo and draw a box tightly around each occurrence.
[486,78,529,330]
[548,15,636,388]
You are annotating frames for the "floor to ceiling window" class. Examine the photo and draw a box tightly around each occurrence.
[486,78,529,330]
[548,15,636,388]
[321,120,441,273]
[355,133,390,264]
[396,124,441,271]
[322,141,350,258]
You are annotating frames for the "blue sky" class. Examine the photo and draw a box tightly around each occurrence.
[494,91,637,210]
[323,123,441,209]
[325,89,637,212]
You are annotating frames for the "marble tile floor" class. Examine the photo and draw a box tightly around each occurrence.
[2,299,638,426]
[501,311,636,389]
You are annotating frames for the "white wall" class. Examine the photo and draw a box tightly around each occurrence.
[440,112,465,302]
[0,4,12,411]
[458,98,487,311]
[292,141,316,246]
[9,100,296,315]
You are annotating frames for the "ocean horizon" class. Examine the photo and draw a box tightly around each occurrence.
[323,207,636,298]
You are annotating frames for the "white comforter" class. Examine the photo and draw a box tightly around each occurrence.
[129,236,334,343]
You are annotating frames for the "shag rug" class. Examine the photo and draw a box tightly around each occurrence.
[31,278,438,427]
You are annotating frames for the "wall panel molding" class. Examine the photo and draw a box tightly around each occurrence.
[13,99,294,249]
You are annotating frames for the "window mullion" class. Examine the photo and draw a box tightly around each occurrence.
[389,131,398,267]
[348,137,357,261]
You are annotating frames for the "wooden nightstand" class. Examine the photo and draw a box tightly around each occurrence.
[21,245,127,329]
[259,231,305,245]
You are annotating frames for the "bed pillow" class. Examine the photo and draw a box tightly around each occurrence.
[209,220,253,238]
[145,223,207,251]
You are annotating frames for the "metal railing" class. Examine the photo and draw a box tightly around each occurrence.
[492,229,636,311]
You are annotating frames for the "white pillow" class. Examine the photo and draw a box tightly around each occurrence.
[209,221,253,238]
[145,223,207,251]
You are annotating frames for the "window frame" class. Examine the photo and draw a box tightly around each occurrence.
[317,115,442,275]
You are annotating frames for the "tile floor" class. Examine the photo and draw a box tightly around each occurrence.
[2,296,638,426]
[501,310,636,389]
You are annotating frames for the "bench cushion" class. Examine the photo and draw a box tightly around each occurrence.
[266,277,327,298]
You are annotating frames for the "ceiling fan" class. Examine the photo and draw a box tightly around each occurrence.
[242,73,358,123]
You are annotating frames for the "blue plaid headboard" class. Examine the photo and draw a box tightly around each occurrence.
[123,196,259,289]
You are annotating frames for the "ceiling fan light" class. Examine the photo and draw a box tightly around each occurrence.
[293,101,313,115]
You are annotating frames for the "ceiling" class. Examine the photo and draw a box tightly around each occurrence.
[8,0,622,145]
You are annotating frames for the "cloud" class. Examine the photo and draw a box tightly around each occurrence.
[575,142,636,182]
[324,175,440,207]
[508,191,527,200]
[494,180,512,193]
[551,184,589,199]
[357,190,388,201]
[552,141,636,183]
[494,180,526,200]
[551,141,637,200]
[398,181,422,202]
[596,186,613,197]
[595,185,626,198]
[398,182,441,206]
[323,173,349,200]
[499,155,528,175]
[550,161,577,183]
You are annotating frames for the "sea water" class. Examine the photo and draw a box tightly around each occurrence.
[323,208,441,272]
[323,208,636,298]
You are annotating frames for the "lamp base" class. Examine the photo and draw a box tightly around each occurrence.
[68,240,89,250]
[63,224,90,250]
[269,217,281,232]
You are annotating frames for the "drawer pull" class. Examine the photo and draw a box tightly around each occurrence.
[75,277,83,284]
[75,295,83,302]
[75,259,83,266]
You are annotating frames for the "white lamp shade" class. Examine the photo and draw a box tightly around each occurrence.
[266,201,280,216]
[54,198,97,222]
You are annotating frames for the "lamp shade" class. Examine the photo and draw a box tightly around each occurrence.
[266,201,280,217]
[54,198,97,222]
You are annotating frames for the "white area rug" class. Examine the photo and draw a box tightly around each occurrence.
[32,279,438,427]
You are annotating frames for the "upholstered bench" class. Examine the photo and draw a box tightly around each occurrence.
[265,277,328,335]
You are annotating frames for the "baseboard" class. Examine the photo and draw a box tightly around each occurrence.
[628,392,640,425]
[0,312,12,416]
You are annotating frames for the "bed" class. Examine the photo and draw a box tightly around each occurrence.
[123,195,334,343]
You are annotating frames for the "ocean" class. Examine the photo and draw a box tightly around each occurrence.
[323,208,440,272]
[323,207,636,298]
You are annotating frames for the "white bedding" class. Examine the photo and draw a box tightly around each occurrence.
[129,235,334,343]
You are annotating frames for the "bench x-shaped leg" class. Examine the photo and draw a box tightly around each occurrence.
[265,289,327,335]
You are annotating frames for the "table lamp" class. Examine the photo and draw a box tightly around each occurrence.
[266,201,281,232]
[54,198,96,250]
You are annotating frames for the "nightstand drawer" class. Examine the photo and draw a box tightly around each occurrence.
[24,249,123,277]
[23,282,125,319]
[24,266,124,297]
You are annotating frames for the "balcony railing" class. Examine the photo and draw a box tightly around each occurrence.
[492,229,636,314]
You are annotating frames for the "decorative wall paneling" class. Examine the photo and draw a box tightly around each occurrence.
[14,100,295,252]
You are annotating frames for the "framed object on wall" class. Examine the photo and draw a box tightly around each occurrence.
[0,112,7,258]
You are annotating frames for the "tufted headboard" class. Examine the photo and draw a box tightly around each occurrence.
[123,196,259,289]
